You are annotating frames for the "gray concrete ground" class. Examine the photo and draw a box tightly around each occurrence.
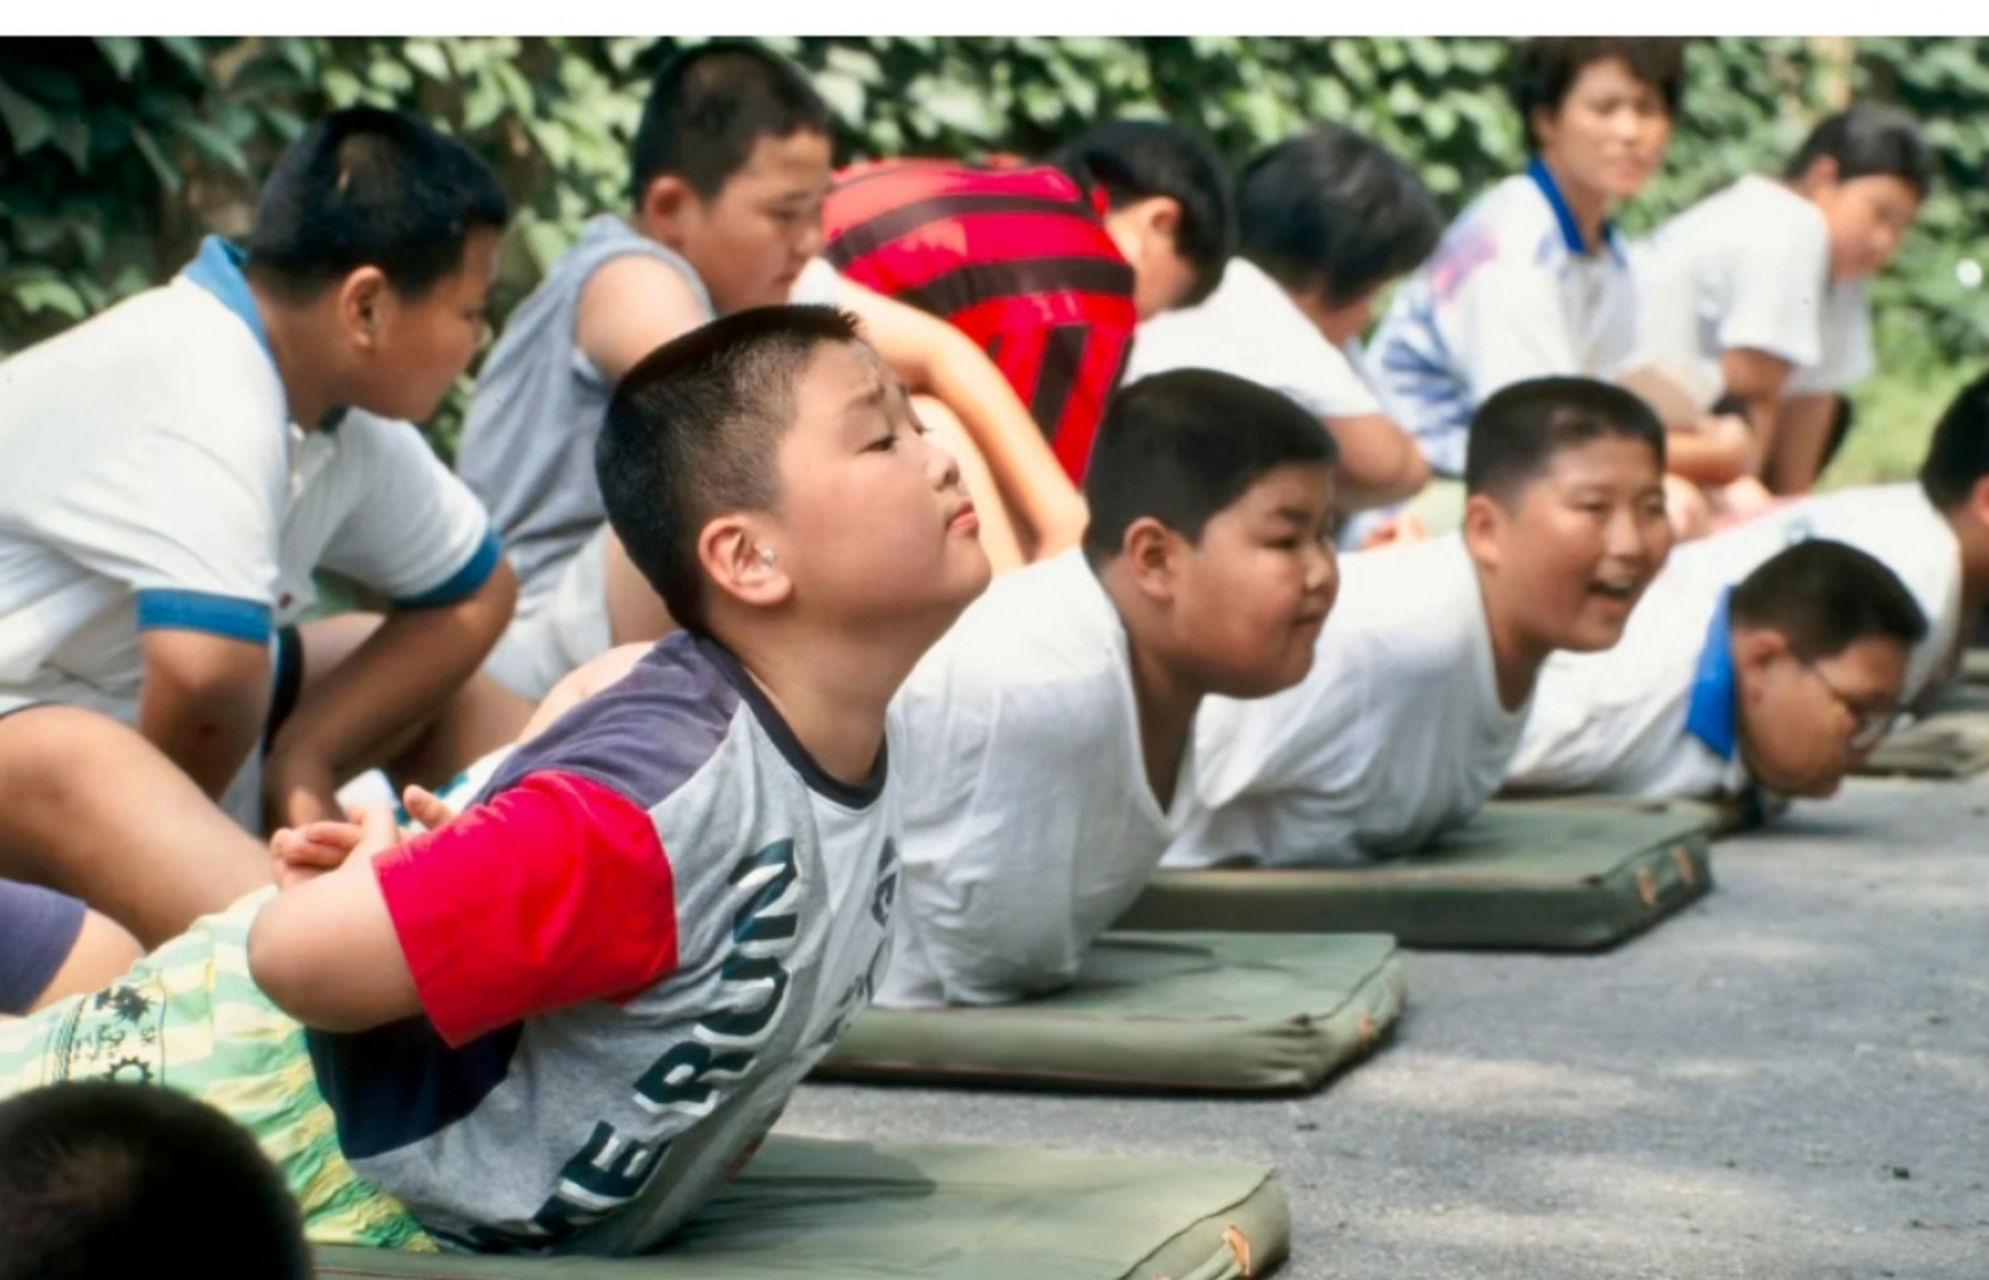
[778,775,1989,1279]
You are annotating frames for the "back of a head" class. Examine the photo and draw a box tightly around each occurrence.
[245,106,509,302]
[1511,38,1688,150]
[1785,103,1935,199]
[1082,370,1338,565]
[1919,369,1989,510]
[598,305,862,637]
[1465,377,1666,503]
[1731,539,1928,661]
[1046,120,1234,306]
[0,1082,309,1280]
[1237,123,1443,308]
[629,40,832,204]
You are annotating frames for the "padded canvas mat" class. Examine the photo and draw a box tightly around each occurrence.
[313,1136,1288,1280]
[1112,800,1715,952]
[1859,682,1989,778]
[812,931,1403,1094]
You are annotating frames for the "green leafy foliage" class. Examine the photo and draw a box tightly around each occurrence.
[3,37,1983,471]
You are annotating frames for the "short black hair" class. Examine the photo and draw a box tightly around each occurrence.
[1466,376,1666,502]
[1785,103,1936,200]
[1046,120,1234,307]
[1731,539,1927,663]
[244,106,509,302]
[1082,370,1338,565]
[1236,124,1443,308]
[629,40,832,205]
[1512,38,1688,152]
[0,1082,309,1280]
[1917,369,1989,510]
[598,305,863,637]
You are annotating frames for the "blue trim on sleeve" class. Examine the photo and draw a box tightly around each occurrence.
[134,589,274,644]
[179,236,274,359]
[393,528,503,610]
[1524,158,1624,264]
[1684,589,1739,760]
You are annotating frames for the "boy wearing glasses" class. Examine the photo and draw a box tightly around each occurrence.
[1506,539,1924,803]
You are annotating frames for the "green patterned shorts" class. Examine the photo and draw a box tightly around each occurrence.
[0,887,437,1251]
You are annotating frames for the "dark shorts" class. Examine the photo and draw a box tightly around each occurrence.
[0,879,87,1015]
[264,623,304,753]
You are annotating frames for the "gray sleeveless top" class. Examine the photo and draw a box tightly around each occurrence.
[459,216,713,606]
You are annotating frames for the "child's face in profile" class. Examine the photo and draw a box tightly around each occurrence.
[1169,462,1340,699]
[768,341,991,633]
[679,129,833,315]
[1476,435,1672,657]
[1812,172,1921,281]
[352,226,501,424]
[1739,633,1907,797]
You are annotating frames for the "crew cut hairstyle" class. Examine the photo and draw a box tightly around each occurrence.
[1082,369,1338,566]
[1784,103,1937,200]
[1046,119,1235,307]
[245,105,509,301]
[1917,369,1989,510]
[598,304,863,637]
[629,40,833,204]
[1731,539,1927,662]
[1465,376,1666,502]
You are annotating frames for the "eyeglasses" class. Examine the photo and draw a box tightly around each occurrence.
[1802,661,1903,752]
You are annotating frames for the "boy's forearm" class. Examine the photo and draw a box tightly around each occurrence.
[248,856,422,1031]
[1325,414,1432,512]
[137,632,272,800]
[267,564,517,826]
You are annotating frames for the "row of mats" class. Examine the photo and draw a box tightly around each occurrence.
[312,663,1989,1279]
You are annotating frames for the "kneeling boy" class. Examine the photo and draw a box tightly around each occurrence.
[0,307,991,1255]
[879,369,1341,1007]
[1506,540,1924,801]
[1166,377,1672,869]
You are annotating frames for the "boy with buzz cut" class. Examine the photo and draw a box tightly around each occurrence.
[1649,370,1989,712]
[0,306,991,1255]
[0,107,519,952]
[1628,104,1933,497]
[878,368,1341,1008]
[463,40,1079,706]
[1166,376,1673,870]
[1126,123,1440,528]
[1505,539,1925,803]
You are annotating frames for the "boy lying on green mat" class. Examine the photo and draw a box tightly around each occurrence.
[1506,539,1923,802]
[1165,377,1672,870]
[0,307,991,1255]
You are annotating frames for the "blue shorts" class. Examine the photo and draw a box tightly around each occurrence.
[0,879,86,1015]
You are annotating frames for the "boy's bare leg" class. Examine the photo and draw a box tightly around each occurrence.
[912,395,1026,574]
[29,909,143,1011]
[0,706,268,947]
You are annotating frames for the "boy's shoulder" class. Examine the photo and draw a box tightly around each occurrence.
[900,551,1120,702]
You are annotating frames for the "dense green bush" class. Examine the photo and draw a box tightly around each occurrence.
[4,36,1984,461]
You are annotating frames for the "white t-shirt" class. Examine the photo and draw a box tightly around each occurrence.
[1505,571,1749,801]
[880,550,1185,1008]
[1660,483,1961,704]
[1123,257,1381,421]
[0,236,498,725]
[1369,161,1637,477]
[1629,175,1875,404]
[1165,535,1531,869]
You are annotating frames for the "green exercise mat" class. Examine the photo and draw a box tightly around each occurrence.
[812,930,1402,1094]
[1112,799,1715,952]
[1859,682,1989,778]
[313,1136,1288,1280]
[1962,649,1989,685]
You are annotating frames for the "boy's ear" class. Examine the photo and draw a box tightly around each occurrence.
[1142,195,1182,243]
[1460,491,1510,572]
[639,175,698,245]
[1965,475,1989,531]
[699,515,791,612]
[1798,154,1842,195]
[335,266,392,350]
[1731,626,1793,683]
[1120,516,1183,605]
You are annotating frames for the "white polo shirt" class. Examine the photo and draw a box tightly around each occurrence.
[0,236,500,727]
[1629,175,1875,404]
[879,550,1187,1008]
[1123,256,1382,421]
[1165,534,1531,869]
[1369,160,1636,477]
[1505,573,1749,801]
[1660,483,1961,704]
